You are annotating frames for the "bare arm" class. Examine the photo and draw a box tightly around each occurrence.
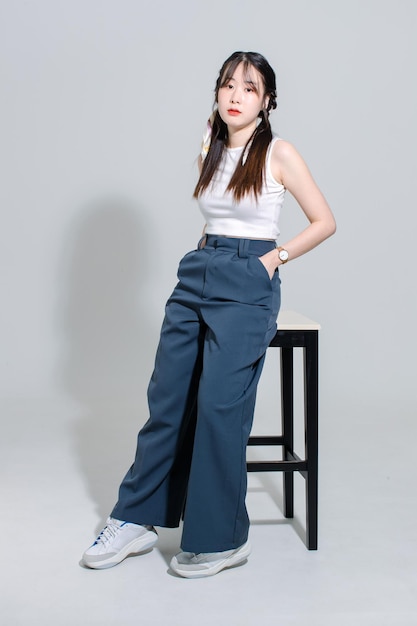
[196,154,208,243]
[259,140,336,277]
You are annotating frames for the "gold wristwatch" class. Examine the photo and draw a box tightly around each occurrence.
[277,246,289,264]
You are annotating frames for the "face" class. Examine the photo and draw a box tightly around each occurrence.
[216,62,268,133]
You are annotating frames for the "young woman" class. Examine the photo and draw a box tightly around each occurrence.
[82,51,336,578]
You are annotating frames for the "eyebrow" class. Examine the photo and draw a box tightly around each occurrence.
[223,76,259,89]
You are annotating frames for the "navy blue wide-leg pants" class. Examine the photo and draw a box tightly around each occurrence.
[111,235,281,552]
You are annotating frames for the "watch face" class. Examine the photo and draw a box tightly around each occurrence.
[279,249,289,261]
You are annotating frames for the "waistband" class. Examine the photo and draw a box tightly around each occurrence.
[202,234,276,258]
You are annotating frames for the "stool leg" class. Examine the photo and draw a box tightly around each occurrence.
[304,332,318,549]
[281,346,294,518]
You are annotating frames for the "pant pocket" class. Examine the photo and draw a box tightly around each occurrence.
[253,255,275,283]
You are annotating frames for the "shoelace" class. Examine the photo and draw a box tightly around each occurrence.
[94,521,122,546]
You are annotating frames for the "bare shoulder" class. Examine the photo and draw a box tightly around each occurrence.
[271,139,305,166]
[270,139,311,187]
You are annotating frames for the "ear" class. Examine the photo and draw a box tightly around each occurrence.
[263,96,270,111]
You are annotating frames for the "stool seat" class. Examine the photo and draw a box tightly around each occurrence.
[275,310,321,331]
[247,310,320,550]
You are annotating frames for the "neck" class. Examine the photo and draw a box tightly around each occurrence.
[227,122,257,148]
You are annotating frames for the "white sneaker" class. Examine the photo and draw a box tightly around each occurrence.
[170,541,251,578]
[82,517,158,569]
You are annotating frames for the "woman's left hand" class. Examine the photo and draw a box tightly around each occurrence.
[258,249,278,280]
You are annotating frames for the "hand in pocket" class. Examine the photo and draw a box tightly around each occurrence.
[258,249,278,280]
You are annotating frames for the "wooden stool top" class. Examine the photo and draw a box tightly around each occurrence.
[277,310,321,331]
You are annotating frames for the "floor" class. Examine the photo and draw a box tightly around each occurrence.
[2,389,417,626]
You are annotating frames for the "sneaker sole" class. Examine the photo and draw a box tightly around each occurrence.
[82,531,158,570]
[171,541,251,579]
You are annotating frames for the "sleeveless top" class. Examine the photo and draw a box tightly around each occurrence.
[198,135,286,240]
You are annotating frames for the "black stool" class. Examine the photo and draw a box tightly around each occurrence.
[247,310,320,550]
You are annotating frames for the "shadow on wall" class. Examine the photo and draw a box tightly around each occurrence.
[58,198,160,524]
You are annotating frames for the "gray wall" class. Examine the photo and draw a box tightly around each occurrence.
[1,0,416,425]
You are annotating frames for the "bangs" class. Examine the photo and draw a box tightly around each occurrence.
[218,58,263,94]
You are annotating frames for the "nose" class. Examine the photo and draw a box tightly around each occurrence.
[230,87,241,104]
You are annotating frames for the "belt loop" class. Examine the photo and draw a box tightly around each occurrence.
[238,238,250,258]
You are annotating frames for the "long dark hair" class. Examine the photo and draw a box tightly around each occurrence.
[194,51,277,202]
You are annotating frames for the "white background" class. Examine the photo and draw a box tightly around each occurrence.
[2,2,417,624]
[1,0,415,416]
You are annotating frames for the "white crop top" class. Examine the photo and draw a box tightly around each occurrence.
[198,135,286,240]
